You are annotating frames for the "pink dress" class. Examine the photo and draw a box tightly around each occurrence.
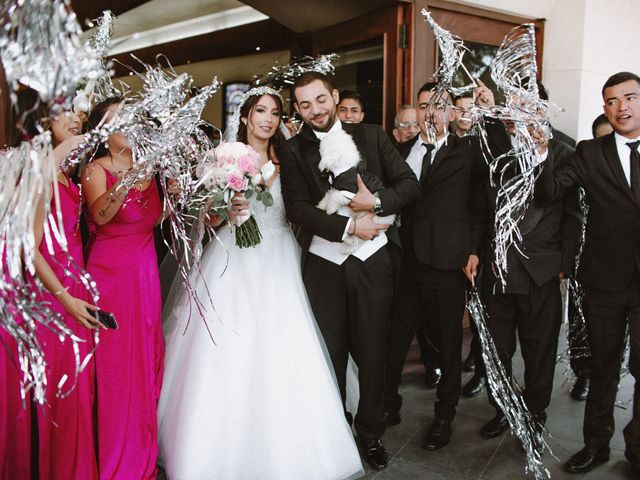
[0,329,31,480]
[86,165,164,479]
[0,149,30,480]
[36,176,99,479]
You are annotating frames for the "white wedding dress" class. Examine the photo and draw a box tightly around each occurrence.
[158,176,364,480]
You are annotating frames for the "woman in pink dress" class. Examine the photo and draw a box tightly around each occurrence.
[32,110,100,480]
[0,88,43,480]
[82,98,165,479]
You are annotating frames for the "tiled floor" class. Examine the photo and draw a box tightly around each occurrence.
[361,333,635,479]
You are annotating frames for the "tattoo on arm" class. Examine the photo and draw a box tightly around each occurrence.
[98,188,120,218]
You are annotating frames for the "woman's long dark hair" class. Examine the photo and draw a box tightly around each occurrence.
[4,87,49,148]
[88,97,124,159]
[236,93,285,162]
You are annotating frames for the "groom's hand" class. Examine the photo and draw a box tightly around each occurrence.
[353,212,388,240]
[349,175,376,212]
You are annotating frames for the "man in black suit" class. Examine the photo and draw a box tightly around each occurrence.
[383,82,489,450]
[475,81,582,442]
[278,72,420,470]
[535,71,640,475]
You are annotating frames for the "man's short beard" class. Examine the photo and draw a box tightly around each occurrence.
[310,109,337,133]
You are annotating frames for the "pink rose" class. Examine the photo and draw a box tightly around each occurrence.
[237,155,258,175]
[227,173,248,191]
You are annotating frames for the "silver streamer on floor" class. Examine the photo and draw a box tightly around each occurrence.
[467,287,550,479]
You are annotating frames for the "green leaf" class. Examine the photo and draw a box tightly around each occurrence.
[261,191,274,207]
[244,189,254,199]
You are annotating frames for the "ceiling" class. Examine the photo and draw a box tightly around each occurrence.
[74,0,398,56]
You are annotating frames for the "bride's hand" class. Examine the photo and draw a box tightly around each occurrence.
[228,192,249,221]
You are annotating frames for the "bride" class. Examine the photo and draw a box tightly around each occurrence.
[157,87,364,480]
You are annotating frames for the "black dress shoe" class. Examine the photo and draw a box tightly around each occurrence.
[480,413,509,438]
[462,374,486,398]
[359,437,389,470]
[425,368,441,388]
[422,418,452,450]
[570,374,590,401]
[382,410,401,427]
[564,446,609,473]
[463,352,476,372]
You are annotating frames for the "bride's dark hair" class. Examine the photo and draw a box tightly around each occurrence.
[237,93,285,161]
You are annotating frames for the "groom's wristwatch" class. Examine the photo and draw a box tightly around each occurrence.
[372,192,383,214]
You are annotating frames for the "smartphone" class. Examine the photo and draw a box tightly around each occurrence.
[96,310,118,330]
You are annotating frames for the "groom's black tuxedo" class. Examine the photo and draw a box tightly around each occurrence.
[280,122,420,263]
[279,121,420,440]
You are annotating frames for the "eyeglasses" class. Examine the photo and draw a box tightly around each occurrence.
[398,121,419,128]
[418,102,450,112]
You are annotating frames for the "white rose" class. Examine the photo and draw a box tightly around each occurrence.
[251,173,262,186]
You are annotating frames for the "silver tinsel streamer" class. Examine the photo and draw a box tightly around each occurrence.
[0,0,106,115]
[421,9,476,97]
[81,10,121,106]
[252,54,339,88]
[467,287,551,479]
[421,16,553,477]
[474,23,560,286]
[557,189,590,370]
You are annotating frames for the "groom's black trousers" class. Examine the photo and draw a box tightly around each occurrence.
[303,246,394,440]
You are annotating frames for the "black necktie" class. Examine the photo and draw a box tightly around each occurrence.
[421,143,436,181]
[628,141,640,204]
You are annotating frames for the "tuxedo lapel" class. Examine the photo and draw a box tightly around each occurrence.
[400,135,420,160]
[298,125,331,193]
[602,133,637,206]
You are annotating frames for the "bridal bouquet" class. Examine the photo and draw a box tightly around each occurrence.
[194,141,275,248]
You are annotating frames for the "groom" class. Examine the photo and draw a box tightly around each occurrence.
[279,71,420,470]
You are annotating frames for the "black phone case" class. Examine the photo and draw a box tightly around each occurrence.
[96,311,118,329]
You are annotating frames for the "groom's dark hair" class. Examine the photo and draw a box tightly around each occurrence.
[293,72,334,104]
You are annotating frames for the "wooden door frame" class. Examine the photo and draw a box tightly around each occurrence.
[310,3,411,131]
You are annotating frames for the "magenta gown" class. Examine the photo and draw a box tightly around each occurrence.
[0,330,31,480]
[86,165,164,479]
[36,176,99,479]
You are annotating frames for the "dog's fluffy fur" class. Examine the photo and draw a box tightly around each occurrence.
[316,128,395,254]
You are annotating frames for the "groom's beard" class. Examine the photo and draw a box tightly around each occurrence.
[307,108,337,133]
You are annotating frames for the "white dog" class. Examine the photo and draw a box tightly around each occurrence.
[317,128,395,254]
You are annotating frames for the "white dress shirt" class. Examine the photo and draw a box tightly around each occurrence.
[614,132,640,186]
[405,133,448,179]
[308,119,388,265]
